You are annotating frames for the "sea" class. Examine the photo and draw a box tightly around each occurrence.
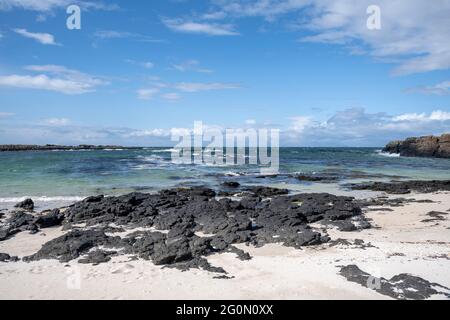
[1,148,450,210]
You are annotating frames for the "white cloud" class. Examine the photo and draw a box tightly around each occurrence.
[93,30,163,43]
[406,81,450,96]
[203,0,450,75]
[0,112,14,118]
[125,59,154,69]
[393,110,450,122]
[245,119,256,125]
[0,0,118,12]
[290,116,313,133]
[172,60,213,73]
[125,128,168,138]
[163,18,239,36]
[0,65,106,94]
[13,28,59,45]
[137,88,160,100]
[284,108,450,146]
[136,80,240,101]
[297,0,450,75]
[174,82,240,92]
[42,117,71,126]
[94,30,131,39]
[161,92,181,102]
[209,0,309,21]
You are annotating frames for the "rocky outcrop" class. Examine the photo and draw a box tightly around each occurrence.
[0,209,66,241]
[0,144,143,152]
[349,180,450,194]
[1,186,371,274]
[383,134,450,158]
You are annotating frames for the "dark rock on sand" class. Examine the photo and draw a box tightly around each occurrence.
[339,265,450,299]
[0,253,19,262]
[383,134,450,158]
[350,180,450,194]
[24,229,123,263]
[14,198,34,211]
[22,186,369,274]
[78,250,117,265]
[421,211,448,223]
[34,209,65,228]
[0,211,39,241]
[329,238,376,249]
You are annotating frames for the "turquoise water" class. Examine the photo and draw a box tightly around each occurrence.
[1,148,450,202]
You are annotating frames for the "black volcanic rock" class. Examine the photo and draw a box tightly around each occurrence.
[24,229,122,263]
[14,198,34,211]
[295,174,339,183]
[222,181,240,188]
[350,180,450,194]
[0,211,39,241]
[34,209,65,228]
[0,253,19,262]
[78,250,117,265]
[19,186,370,274]
[339,265,450,300]
[383,134,450,158]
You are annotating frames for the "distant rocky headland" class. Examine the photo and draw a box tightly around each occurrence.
[383,134,450,159]
[0,144,143,152]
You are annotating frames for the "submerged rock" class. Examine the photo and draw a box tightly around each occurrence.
[222,181,240,188]
[295,174,339,183]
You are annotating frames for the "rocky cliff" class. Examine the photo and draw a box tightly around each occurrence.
[383,134,450,158]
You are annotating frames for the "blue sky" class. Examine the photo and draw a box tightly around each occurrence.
[0,0,449,146]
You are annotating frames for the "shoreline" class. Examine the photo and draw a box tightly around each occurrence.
[0,144,144,152]
[1,181,450,300]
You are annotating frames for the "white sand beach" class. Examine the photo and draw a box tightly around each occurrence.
[1,190,449,300]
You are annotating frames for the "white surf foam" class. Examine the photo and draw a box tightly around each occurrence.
[375,150,401,158]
